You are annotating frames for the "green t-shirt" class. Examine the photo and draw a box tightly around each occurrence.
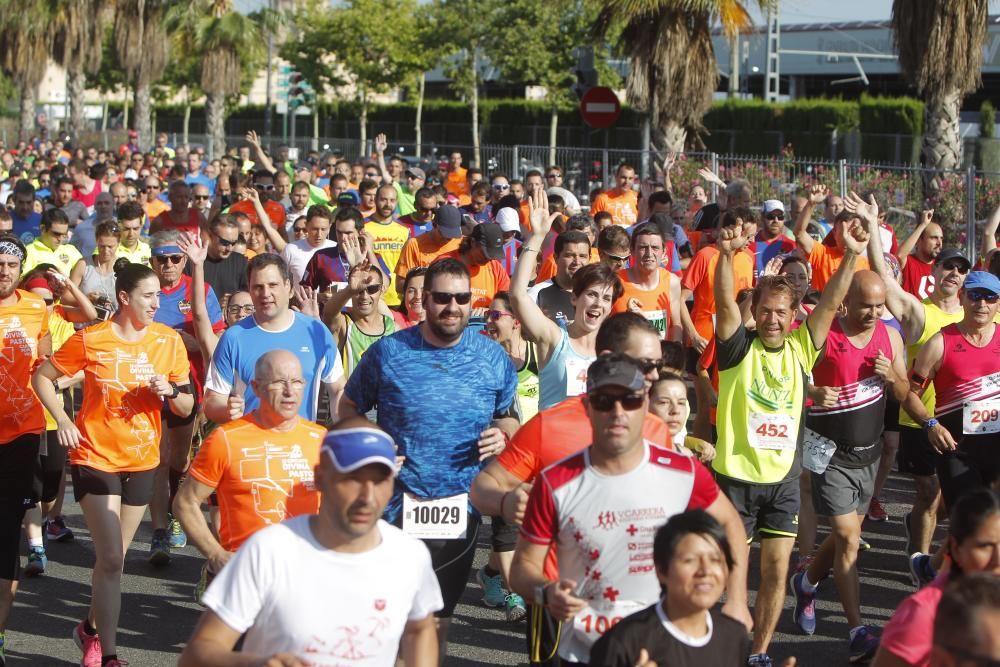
[393,181,416,217]
[712,322,822,485]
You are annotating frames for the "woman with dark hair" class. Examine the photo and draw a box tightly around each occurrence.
[589,509,750,667]
[32,262,193,667]
[873,489,1000,667]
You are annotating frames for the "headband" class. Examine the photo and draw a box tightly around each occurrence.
[151,244,183,256]
[0,241,24,261]
[23,276,50,291]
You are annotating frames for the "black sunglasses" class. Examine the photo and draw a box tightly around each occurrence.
[428,290,472,305]
[765,212,785,220]
[628,356,664,375]
[360,284,382,295]
[588,392,645,412]
[154,255,184,265]
[966,289,1000,303]
[194,194,211,201]
[214,235,236,247]
[487,309,512,321]
[254,183,275,191]
[293,226,307,234]
[941,260,970,274]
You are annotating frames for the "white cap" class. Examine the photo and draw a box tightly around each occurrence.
[762,199,785,214]
[496,207,520,233]
[546,186,581,215]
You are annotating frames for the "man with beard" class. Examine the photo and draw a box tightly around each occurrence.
[898,209,944,299]
[339,257,518,661]
[753,200,796,278]
[364,185,409,307]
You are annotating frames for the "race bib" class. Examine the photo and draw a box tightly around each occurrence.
[565,356,590,397]
[802,428,837,474]
[853,375,885,403]
[640,310,667,337]
[748,412,797,451]
[402,493,468,540]
[572,601,642,644]
[963,399,1000,435]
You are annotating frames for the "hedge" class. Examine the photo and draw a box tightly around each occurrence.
[858,94,924,163]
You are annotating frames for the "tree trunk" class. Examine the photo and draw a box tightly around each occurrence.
[359,93,368,159]
[923,89,963,176]
[415,72,425,157]
[101,101,108,131]
[548,106,558,166]
[206,90,226,160]
[312,106,319,151]
[183,97,191,146]
[660,120,687,154]
[134,78,152,148]
[67,70,87,140]
[123,83,130,133]
[728,34,740,98]
[18,85,35,142]
[471,52,481,168]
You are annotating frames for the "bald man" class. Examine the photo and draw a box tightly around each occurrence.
[789,270,909,659]
[173,349,326,601]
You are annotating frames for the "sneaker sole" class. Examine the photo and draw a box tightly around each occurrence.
[148,551,171,567]
[789,574,816,636]
[506,607,527,623]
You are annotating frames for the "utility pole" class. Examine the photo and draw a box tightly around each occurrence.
[764,3,780,102]
[728,32,740,98]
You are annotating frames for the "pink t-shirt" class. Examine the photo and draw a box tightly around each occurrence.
[879,574,948,666]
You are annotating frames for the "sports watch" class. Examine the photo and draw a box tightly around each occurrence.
[922,418,939,431]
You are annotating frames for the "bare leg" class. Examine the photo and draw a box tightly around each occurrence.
[151,422,195,530]
[0,579,17,632]
[752,537,795,655]
[435,617,451,667]
[908,475,940,554]
[797,473,818,562]
[871,432,898,502]
[809,513,863,628]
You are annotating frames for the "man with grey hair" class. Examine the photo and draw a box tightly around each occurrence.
[199,215,248,305]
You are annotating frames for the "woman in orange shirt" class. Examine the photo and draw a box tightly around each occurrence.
[33,262,192,667]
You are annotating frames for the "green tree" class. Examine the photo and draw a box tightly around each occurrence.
[52,0,109,140]
[593,0,773,153]
[891,1,988,179]
[0,0,55,140]
[91,28,128,131]
[114,0,173,148]
[154,45,202,145]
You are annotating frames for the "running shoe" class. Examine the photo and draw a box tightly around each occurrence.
[148,528,171,567]
[168,517,188,549]
[45,516,75,542]
[476,568,507,608]
[24,547,47,577]
[858,537,872,551]
[848,625,880,663]
[867,497,889,522]
[504,592,527,623]
[794,553,814,574]
[0,630,6,666]
[73,620,102,667]
[194,563,216,606]
[747,654,774,666]
[790,571,817,635]
[908,552,936,588]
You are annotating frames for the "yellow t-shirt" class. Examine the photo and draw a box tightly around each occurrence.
[898,299,965,429]
[23,239,83,278]
[364,220,410,306]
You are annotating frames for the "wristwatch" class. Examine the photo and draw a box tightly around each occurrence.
[922,418,939,431]
[534,582,551,607]
[165,381,180,400]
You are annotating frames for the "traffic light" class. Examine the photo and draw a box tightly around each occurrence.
[288,72,306,110]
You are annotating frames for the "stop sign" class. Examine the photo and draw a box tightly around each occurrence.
[580,87,621,129]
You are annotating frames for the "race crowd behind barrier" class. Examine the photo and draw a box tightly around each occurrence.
[0,128,999,667]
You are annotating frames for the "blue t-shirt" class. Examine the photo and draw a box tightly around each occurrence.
[752,234,797,277]
[12,211,41,245]
[155,275,224,333]
[345,326,517,521]
[185,173,216,196]
[204,311,344,421]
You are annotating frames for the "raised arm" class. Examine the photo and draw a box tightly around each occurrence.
[177,233,220,360]
[667,273,682,342]
[794,184,827,256]
[373,133,394,185]
[713,224,750,341]
[896,209,933,268]
[805,219,867,349]
[244,130,276,174]
[50,270,98,322]
[243,186,286,253]
[509,189,563,358]
[679,287,706,352]
[983,200,1000,263]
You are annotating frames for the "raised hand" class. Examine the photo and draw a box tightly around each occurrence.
[808,183,829,206]
[528,187,552,237]
[762,255,784,277]
[844,191,879,228]
[242,186,261,205]
[177,232,207,265]
[717,224,748,254]
[347,259,373,293]
[374,133,388,155]
[842,219,870,255]
[245,130,261,147]
[697,166,724,186]
[341,233,365,267]
[293,284,320,318]
[920,208,934,226]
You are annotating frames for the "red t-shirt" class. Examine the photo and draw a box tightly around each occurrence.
[900,255,935,299]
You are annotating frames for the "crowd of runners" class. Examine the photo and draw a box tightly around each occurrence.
[0,130,998,667]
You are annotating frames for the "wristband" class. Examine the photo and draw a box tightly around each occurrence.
[166,381,180,400]
[52,377,60,393]
[922,418,939,431]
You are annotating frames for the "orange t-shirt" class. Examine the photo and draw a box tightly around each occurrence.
[535,247,600,283]
[153,208,203,236]
[681,246,755,341]
[51,321,190,472]
[188,413,323,552]
[439,252,511,309]
[590,188,638,227]
[0,290,49,444]
[611,268,674,338]
[144,198,169,220]
[393,231,462,284]
[229,198,287,230]
[808,244,869,291]
[497,395,671,580]
[445,168,469,198]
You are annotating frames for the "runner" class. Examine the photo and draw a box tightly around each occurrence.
[324,259,398,379]
[299,206,391,293]
[711,216,868,666]
[0,234,49,663]
[510,354,724,665]
[174,350,325,603]
[485,291,539,423]
[754,200,797,278]
[795,185,870,291]
[22,209,85,284]
[590,164,638,227]
[788,271,908,662]
[393,266,427,329]
[32,262,192,667]
[612,223,683,341]
[394,205,463,286]
[149,181,204,236]
[527,230,591,326]
[648,368,716,462]
[897,209,942,299]
[364,184,409,306]
[440,222,511,310]
[338,257,519,659]
[178,419,442,667]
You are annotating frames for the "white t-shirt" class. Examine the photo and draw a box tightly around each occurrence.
[202,515,443,666]
[282,238,336,284]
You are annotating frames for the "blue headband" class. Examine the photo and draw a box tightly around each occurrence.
[151,245,183,256]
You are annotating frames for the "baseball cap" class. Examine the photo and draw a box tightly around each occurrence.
[495,207,520,233]
[586,355,646,394]
[472,222,505,261]
[963,271,1000,295]
[321,427,397,475]
[127,129,138,138]
[934,248,972,271]
[337,191,360,207]
[405,167,426,181]
[762,200,785,215]
[435,205,462,239]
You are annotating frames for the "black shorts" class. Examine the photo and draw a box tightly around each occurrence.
[33,430,67,504]
[884,397,900,432]
[490,515,519,552]
[162,401,198,428]
[71,465,156,506]
[0,434,42,581]
[936,438,1000,510]
[898,426,938,477]
[717,475,799,539]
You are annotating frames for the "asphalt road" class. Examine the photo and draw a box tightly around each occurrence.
[7,471,938,666]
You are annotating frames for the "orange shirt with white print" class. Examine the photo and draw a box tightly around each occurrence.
[808,243,869,291]
[445,168,469,198]
[0,290,49,444]
[187,413,324,552]
[50,320,190,472]
[611,267,674,338]
[590,188,638,227]
[439,251,511,309]
[681,246,754,342]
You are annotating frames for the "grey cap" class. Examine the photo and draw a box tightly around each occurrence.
[586,355,646,393]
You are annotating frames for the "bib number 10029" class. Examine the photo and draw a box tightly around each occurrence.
[402,493,468,540]
[410,505,461,525]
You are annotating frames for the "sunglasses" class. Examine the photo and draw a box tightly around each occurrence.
[588,392,646,412]
[492,184,510,191]
[604,252,630,263]
[765,212,784,220]
[227,304,255,315]
[254,183,275,191]
[941,260,970,274]
[966,289,1000,303]
[154,254,184,265]
[358,284,382,295]
[365,172,379,178]
[487,309,512,321]
[146,184,161,190]
[293,226,307,234]
[629,356,664,375]
[428,290,472,305]
[545,173,560,179]
[194,195,211,201]
[214,235,236,247]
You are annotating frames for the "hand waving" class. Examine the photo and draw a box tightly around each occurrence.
[245,130,261,147]
[842,219,870,256]
[177,232,207,265]
[374,133,388,155]
[718,223,748,255]
[844,191,879,229]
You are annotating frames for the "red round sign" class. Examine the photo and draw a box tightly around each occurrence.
[580,87,621,129]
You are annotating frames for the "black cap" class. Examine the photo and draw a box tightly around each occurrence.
[935,248,972,270]
[586,355,646,393]
[435,205,462,239]
[471,223,505,261]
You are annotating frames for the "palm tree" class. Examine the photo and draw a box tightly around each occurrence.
[593,0,774,153]
[167,0,269,158]
[0,1,54,141]
[891,1,988,174]
[53,0,109,141]
[114,0,172,149]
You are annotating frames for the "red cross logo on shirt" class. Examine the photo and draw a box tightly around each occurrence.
[591,569,602,581]
[626,524,638,536]
[590,549,600,561]
[573,530,583,542]
[603,586,620,603]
